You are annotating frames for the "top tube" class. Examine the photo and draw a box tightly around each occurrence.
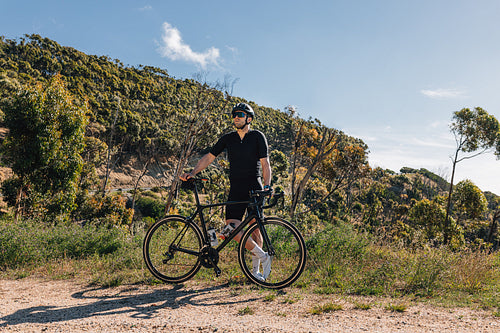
[180,177,282,210]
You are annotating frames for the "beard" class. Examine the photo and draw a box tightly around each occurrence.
[234,119,249,129]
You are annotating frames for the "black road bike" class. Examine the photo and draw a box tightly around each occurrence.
[143,178,306,289]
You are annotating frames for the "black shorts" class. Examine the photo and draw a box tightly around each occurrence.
[226,177,263,220]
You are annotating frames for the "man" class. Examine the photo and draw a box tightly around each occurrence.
[180,103,272,281]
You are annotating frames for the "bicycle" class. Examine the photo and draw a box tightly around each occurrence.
[143,177,306,289]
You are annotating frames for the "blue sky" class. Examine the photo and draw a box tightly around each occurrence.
[2,0,500,194]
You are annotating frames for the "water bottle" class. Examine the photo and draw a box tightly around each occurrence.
[220,223,236,240]
[207,227,218,247]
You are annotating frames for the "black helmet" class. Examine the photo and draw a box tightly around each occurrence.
[232,103,255,118]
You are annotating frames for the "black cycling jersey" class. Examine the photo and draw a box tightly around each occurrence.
[209,130,269,220]
[209,130,268,180]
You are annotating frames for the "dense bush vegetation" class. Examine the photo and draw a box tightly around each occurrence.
[1,216,499,310]
[0,219,125,268]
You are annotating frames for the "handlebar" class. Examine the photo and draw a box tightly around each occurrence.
[249,188,284,209]
[262,191,284,209]
[180,177,207,190]
[181,177,208,184]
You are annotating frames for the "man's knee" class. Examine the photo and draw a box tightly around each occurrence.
[226,218,241,227]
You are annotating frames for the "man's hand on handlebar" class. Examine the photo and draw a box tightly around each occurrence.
[180,173,194,181]
[263,185,273,195]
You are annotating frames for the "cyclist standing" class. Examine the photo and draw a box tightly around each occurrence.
[180,103,272,281]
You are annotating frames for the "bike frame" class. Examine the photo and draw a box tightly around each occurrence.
[186,180,275,256]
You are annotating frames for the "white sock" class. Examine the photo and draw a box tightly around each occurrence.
[251,255,260,274]
[250,245,266,259]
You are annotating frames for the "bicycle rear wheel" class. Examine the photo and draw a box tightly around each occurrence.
[143,215,202,283]
[238,217,306,289]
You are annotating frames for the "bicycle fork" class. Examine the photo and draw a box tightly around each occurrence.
[258,221,276,256]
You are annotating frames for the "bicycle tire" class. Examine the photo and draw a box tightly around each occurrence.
[238,217,306,289]
[143,215,203,283]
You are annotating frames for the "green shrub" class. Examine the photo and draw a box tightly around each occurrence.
[0,219,126,268]
[306,221,373,293]
[76,193,133,226]
[306,222,370,263]
[135,196,164,219]
[402,248,448,295]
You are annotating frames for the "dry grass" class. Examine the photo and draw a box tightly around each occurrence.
[309,302,343,315]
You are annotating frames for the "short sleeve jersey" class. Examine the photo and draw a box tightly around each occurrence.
[209,130,268,180]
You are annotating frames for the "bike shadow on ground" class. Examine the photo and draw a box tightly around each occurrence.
[0,282,261,327]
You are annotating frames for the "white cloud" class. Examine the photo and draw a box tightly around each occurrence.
[420,88,466,99]
[428,121,443,129]
[158,22,220,69]
[226,46,238,54]
[356,135,378,142]
[412,138,454,149]
[139,5,152,11]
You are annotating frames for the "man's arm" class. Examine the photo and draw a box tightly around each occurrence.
[180,153,216,180]
[260,156,272,187]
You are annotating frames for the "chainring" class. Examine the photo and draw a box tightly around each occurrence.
[199,246,219,268]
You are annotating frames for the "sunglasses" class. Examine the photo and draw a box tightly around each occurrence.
[233,111,247,118]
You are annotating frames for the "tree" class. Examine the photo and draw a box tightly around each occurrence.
[100,96,122,195]
[409,198,447,242]
[452,179,489,245]
[269,149,289,184]
[487,209,500,247]
[163,74,235,213]
[1,75,88,221]
[443,107,500,243]
[453,180,488,222]
[294,138,370,220]
[289,117,340,219]
[316,137,370,216]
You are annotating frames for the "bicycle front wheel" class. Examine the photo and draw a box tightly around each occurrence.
[143,215,202,283]
[239,217,306,289]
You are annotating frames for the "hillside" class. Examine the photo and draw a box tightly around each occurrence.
[0,35,450,193]
[0,34,293,156]
[0,35,437,185]
[1,34,498,248]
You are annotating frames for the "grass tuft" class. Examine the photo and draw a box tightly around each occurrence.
[385,303,407,312]
[309,302,343,315]
[353,302,372,310]
[238,306,254,315]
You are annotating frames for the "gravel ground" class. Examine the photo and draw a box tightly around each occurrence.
[1,278,499,332]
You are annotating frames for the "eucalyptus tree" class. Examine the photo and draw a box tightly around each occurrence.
[288,117,339,219]
[453,179,488,223]
[1,75,88,221]
[409,198,448,243]
[443,107,500,244]
[163,74,236,213]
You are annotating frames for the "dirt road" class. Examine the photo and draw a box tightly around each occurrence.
[1,278,499,332]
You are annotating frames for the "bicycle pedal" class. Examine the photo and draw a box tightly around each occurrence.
[214,267,221,277]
